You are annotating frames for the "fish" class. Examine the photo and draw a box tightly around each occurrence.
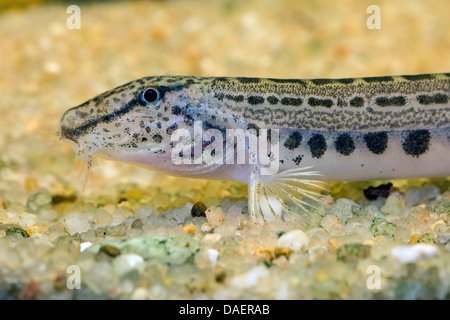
[58,73,450,223]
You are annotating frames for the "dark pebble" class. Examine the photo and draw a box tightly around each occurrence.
[98,244,121,258]
[131,218,143,229]
[6,227,29,238]
[191,201,208,217]
[363,182,393,200]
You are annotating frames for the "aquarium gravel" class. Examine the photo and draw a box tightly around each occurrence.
[0,0,449,300]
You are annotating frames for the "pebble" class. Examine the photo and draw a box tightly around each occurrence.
[98,244,121,258]
[113,254,145,275]
[166,204,191,224]
[130,287,150,300]
[62,212,91,236]
[182,224,196,233]
[6,226,30,238]
[417,233,437,244]
[432,200,450,214]
[131,219,143,229]
[27,190,52,212]
[404,188,422,207]
[327,198,355,224]
[79,242,93,252]
[336,243,371,262]
[391,244,437,263]
[191,201,208,218]
[205,206,224,228]
[437,233,450,244]
[370,218,397,238]
[420,184,440,200]
[19,212,37,228]
[276,230,310,252]
[206,249,219,266]
[320,215,344,235]
[230,266,270,288]
[380,195,403,215]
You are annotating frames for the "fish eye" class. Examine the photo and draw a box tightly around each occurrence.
[142,88,159,103]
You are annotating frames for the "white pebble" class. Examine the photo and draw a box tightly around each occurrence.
[277,229,310,252]
[19,212,37,228]
[205,206,224,228]
[62,212,91,236]
[207,249,219,266]
[79,242,92,252]
[230,266,269,288]
[113,254,145,275]
[391,244,437,263]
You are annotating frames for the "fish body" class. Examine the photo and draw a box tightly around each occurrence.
[60,73,450,222]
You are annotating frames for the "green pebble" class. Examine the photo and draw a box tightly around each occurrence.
[306,204,326,228]
[370,218,397,237]
[306,211,323,228]
[6,227,29,238]
[432,200,450,215]
[94,224,128,238]
[351,206,368,216]
[26,190,52,212]
[87,235,200,265]
[417,233,438,244]
[336,243,371,262]
[312,279,342,299]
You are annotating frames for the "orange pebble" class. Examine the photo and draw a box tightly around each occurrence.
[410,233,421,244]
[182,224,196,233]
[327,237,340,252]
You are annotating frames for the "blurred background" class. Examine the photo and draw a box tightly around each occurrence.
[0,0,449,198]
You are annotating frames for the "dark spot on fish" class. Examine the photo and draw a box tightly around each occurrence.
[284,131,302,150]
[214,93,224,101]
[417,93,448,105]
[308,134,327,159]
[349,97,364,107]
[267,96,279,105]
[280,97,303,106]
[310,78,334,85]
[403,74,435,81]
[236,77,261,84]
[402,130,431,157]
[336,78,355,84]
[166,123,179,135]
[248,96,265,105]
[335,133,355,156]
[308,97,333,108]
[152,134,163,143]
[363,76,394,83]
[433,93,448,104]
[225,94,244,102]
[363,132,388,154]
[268,78,308,87]
[375,96,406,107]
[390,96,406,106]
[171,105,181,115]
[292,155,303,165]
